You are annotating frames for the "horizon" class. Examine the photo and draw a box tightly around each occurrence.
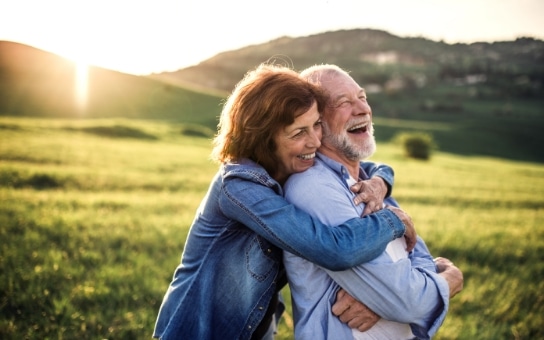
[1,0,543,75]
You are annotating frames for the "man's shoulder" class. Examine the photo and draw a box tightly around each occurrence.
[286,157,334,184]
[300,157,328,174]
[284,157,341,203]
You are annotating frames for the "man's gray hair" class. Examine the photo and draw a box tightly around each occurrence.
[300,64,352,88]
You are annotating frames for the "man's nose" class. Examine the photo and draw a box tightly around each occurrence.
[354,99,371,115]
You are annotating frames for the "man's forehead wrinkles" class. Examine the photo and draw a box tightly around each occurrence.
[332,92,346,101]
[331,87,364,101]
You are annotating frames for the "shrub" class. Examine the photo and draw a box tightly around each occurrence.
[394,132,436,160]
[0,169,64,189]
[180,124,214,138]
[79,125,157,140]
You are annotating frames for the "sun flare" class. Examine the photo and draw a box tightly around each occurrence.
[75,61,88,112]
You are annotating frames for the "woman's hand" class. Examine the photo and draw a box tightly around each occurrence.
[386,206,417,252]
[350,177,387,216]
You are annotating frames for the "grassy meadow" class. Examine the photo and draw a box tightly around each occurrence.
[1,117,543,339]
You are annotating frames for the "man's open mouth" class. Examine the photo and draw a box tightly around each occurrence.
[347,122,369,134]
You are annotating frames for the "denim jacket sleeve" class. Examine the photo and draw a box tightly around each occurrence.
[360,161,394,197]
[219,175,406,271]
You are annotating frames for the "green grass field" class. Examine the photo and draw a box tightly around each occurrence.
[1,117,543,339]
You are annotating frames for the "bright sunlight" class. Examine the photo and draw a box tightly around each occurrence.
[75,61,88,112]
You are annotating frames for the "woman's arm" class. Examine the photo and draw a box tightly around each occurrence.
[219,176,408,271]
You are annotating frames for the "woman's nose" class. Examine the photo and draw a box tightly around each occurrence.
[307,130,321,148]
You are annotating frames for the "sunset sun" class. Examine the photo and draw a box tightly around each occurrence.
[74,60,89,112]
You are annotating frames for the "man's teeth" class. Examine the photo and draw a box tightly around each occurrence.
[348,122,368,132]
[299,153,315,160]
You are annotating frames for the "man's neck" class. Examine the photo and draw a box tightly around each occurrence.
[319,147,360,179]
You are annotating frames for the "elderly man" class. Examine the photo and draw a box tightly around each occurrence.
[283,64,463,340]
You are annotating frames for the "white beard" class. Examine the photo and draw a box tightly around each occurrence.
[323,123,376,161]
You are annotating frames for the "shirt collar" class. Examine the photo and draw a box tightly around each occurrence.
[316,153,370,184]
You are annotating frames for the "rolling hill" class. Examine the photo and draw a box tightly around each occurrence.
[151,29,544,164]
[150,29,544,99]
[0,41,223,127]
[1,29,543,163]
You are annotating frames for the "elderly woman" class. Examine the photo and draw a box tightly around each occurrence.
[153,64,414,339]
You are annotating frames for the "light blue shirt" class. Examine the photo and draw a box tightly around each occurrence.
[283,154,450,340]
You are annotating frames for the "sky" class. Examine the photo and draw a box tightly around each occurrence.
[1,0,543,75]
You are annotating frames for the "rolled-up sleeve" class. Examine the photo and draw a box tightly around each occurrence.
[323,239,450,339]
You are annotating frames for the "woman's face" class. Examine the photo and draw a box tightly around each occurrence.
[273,101,322,184]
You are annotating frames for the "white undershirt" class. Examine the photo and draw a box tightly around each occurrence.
[348,175,414,340]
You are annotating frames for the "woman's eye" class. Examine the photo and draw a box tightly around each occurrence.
[293,130,305,138]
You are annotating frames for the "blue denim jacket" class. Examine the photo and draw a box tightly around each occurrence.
[153,159,406,340]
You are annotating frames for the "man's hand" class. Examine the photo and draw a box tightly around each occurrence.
[350,177,387,216]
[385,206,417,252]
[332,289,380,332]
[434,257,464,298]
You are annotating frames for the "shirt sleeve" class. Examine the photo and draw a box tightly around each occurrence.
[323,240,450,339]
[219,175,405,271]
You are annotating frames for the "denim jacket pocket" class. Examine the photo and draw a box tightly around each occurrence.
[246,236,280,282]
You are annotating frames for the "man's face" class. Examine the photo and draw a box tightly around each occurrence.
[321,73,376,161]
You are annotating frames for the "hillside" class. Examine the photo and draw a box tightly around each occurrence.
[1,117,542,339]
[151,29,544,163]
[0,41,222,126]
[151,29,544,98]
[1,29,544,163]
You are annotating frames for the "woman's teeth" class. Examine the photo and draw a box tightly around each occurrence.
[299,153,316,160]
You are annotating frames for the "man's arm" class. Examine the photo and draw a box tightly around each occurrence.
[323,240,450,338]
[435,257,464,298]
[327,247,463,338]
[332,289,381,332]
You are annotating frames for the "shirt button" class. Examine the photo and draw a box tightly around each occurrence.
[259,306,264,310]
[267,249,272,253]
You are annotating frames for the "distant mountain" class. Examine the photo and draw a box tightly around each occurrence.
[0,41,222,126]
[1,30,543,163]
[147,28,544,163]
[150,28,544,98]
